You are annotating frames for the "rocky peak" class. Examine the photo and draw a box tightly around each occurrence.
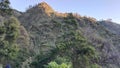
[38,2,54,14]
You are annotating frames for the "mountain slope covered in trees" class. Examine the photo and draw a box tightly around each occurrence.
[0,1,120,68]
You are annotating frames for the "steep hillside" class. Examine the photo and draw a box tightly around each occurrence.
[16,2,120,68]
[99,20,120,35]
[0,16,33,68]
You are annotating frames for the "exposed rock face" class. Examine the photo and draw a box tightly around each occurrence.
[38,2,54,14]
[24,2,54,17]
[17,2,120,68]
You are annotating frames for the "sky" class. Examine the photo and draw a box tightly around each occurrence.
[9,0,120,24]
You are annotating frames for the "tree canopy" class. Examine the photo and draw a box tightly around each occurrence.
[0,0,12,16]
[0,17,20,64]
[56,31,97,68]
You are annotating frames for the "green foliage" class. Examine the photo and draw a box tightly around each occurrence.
[66,19,77,24]
[56,30,98,68]
[0,17,20,63]
[54,57,70,64]
[44,61,59,68]
[44,61,71,68]
[30,17,100,68]
[31,30,99,68]
[31,47,61,68]
[0,26,5,35]
[4,17,20,42]
[30,48,59,68]
[64,19,78,29]
[52,20,62,28]
[63,13,78,30]
[89,64,102,68]
[0,0,12,16]
[0,40,9,56]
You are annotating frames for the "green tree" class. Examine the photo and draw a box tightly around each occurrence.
[4,17,20,42]
[31,30,99,68]
[30,48,59,68]
[0,0,12,16]
[0,17,20,64]
[56,31,98,68]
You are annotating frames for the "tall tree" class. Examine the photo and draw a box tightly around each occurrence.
[0,17,20,65]
[0,0,12,16]
[56,31,98,68]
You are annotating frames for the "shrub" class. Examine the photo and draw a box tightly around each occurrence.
[44,61,71,68]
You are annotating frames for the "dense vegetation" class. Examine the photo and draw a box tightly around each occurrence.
[0,17,20,67]
[30,30,100,68]
[0,1,120,68]
[0,0,12,16]
[29,13,100,68]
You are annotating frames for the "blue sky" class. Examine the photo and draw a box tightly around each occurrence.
[9,0,120,24]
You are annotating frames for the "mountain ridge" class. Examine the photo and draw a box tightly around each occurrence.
[0,2,120,68]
